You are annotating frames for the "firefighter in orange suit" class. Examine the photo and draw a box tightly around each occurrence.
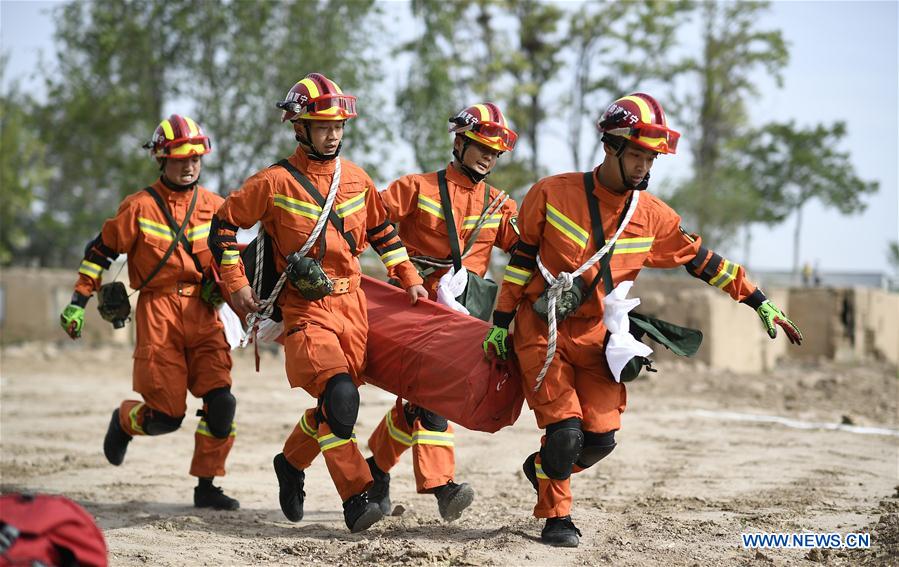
[365,103,520,521]
[59,115,239,510]
[483,93,803,547]
[208,73,427,533]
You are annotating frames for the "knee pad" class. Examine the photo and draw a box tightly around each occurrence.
[575,430,616,469]
[319,374,358,440]
[143,409,184,436]
[539,418,584,480]
[202,387,237,439]
[417,409,448,432]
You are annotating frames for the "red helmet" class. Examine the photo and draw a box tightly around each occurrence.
[276,73,357,122]
[596,93,680,154]
[143,114,211,159]
[449,102,517,152]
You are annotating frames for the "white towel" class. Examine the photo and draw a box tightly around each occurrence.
[216,303,244,350]
[602,280,653,382]
[436,266,471,316]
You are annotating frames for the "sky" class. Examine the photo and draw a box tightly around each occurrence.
[1,0,897,274]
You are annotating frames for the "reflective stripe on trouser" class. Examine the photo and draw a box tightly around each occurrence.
[118,399,235,478]
[533,452,575,519]
[513,302,626,518]
[367,397,456,493]
[283,408,372,502]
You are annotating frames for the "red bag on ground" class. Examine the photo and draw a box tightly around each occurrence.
[0,493,108,567]
[362,275,524,433]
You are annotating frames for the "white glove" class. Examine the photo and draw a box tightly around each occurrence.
[603,280,652,382]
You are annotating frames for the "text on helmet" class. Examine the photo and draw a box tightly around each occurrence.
[607,103,641,126]
[287,91,309,105]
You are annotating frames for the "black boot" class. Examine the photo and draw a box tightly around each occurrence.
[541,515,581,547]
[194,478,240,511]
[433,481,475,522]
[522,452,539,491]
[103,409,132,466]
[273,453,305,522]
[342,492,383,533]
[366,456,392,516]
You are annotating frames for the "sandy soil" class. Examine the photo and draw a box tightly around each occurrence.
[1,342,897,566]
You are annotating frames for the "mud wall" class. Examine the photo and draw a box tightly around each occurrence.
[0,266,135,345]
[2,267,895,371]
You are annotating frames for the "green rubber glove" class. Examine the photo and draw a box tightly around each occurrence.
[483,326,510,360]
[60,304,85,340]
[757,300,803,345]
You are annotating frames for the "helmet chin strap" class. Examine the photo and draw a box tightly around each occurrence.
[296,121,341,161]
[452,138,489,183]
[604,135,650,191]
[615,152,650,191]
[160,171,200,192]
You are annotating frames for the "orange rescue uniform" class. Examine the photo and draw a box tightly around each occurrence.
[367,165,518,491]
[496,168,759,518]
[73,180,235,478]
[213,148,422,501]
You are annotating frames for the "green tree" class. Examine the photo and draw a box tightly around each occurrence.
[497,0,566,178]
[738,121,878,274]
[888,241,899,274]
[21,0,388,267]
[395,0,471,173]
[0,54,51,265]
[28,0,196,267]
[185,0,391,190]
[397,0,566,194]
[668,0,788,245]
[565,0,693,170]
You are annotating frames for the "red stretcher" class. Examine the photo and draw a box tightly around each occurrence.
[361,275,524,433]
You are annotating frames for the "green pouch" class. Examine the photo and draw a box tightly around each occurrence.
[97,281,131,329]
[456,272,498,322]
[531,276,587,323]
[284,253,333,301]
[200,274,224,308]
[616,311,703,382]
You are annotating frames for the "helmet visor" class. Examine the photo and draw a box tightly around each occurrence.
[166,135,212,157]
[472,121,518,152]
[279,94,357,120]
[607,123,680,154]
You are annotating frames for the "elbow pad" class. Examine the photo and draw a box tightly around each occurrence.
[208,216,239,264]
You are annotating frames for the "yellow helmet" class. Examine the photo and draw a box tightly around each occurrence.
[596,93,679,154]
[276,73,357,122]
[448,102,517,152]
[143,114,211,159]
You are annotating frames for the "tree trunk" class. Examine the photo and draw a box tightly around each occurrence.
[568,42,591,171]
[792,203,803,281]
[742,224,752,270]
[530,92,540,176]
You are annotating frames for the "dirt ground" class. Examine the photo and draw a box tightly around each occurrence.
[1,342,897,566]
